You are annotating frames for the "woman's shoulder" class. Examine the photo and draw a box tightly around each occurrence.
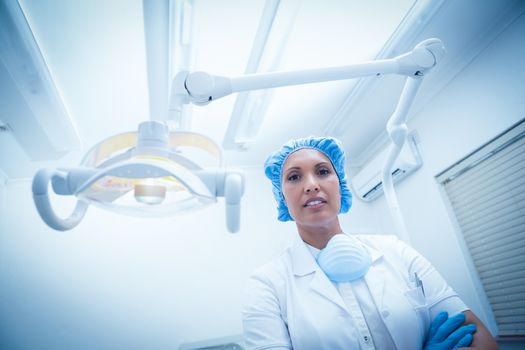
[353,233,427,268]
[353,233,417,261]
[249,247,294,285]
[353,233,401,248]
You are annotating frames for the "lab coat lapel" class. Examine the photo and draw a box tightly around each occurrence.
[290,235,349,313]
[363,243,386,310]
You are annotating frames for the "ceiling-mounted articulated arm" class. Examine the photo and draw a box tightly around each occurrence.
[375,39,445,244]
[170,38,445,107]
[169,38,445,242]
[381,76,424,244]
[379,40,445,243]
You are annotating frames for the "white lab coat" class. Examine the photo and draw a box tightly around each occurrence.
[242,234,467,350]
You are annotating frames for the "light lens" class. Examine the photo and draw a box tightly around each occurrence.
[134,182,167,205]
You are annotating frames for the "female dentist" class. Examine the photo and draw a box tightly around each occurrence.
[242,136,498,350]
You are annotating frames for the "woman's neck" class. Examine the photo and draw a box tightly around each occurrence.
[296,218,342,249]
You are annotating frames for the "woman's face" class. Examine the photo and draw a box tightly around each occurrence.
[281,149,341,227]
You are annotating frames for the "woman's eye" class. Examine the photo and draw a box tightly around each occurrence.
[318,168,330,176]
[287,174,300,182]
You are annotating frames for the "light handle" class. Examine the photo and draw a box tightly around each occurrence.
[32,169,89,231]
[196,169,245,233]
[224,172,244,233]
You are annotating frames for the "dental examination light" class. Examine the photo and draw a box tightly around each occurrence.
[32,0,244,233]
[32,123,245,232]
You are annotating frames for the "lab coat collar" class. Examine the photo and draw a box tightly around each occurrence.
[290,234,386,313]
[290,233,384,275]
[291,235,383,276]
[290,234,349,312]
[291,234,318,276]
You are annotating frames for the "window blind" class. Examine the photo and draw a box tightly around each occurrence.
[436,119,525,337]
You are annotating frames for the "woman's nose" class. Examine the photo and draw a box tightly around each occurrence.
[305,187,319,193]
[304,175,319,193]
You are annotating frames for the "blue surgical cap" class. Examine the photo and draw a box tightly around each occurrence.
[264,136,352,221]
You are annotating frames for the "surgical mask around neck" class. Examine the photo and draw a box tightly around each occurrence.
[316,234,372,283]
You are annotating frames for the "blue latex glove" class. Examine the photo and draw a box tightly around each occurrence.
[424,311,477,350]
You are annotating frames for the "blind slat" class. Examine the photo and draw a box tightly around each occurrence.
[468,222,525,253]
[462,211,525,241]
[483,277,525,291]
[478,261,525,280]
[488,291,525,305]
[496,315,525,324]
[446,158,525,204]
[445,152,525,202]
[485,284,525,298]
[492,300,525,311]
[452,187,525,228]
[444,138,525,192]
[477,255,525,273]
[453,186,525,226]
[474,242,525,267]
[482,267,525,286]
[494,308,525,318]
[498,323,525,330]
[459,202,525,234]
[500,330,525,336]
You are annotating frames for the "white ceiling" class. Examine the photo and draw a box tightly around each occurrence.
[2,0,522,178]
[8,0,412,176]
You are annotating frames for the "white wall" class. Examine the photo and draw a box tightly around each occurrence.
[366,11,525,345]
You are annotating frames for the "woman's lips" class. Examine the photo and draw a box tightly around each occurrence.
[304,197,327,209]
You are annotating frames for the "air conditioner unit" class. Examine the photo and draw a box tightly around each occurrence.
[351,134,422,202]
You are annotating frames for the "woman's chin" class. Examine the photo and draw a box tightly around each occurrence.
[297,211,338,226]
